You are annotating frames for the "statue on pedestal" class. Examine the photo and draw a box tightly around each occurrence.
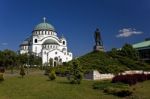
[93,28,104,52]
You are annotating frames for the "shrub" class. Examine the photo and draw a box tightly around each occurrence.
[68,59,83,84]
[112,74,150,86]
[103,87,119,94]
[147,74,150,80]
[20,66,25,78]
[103,87,133,97]
[116,89,133,97]
[0,67,5,73]
[69,72,83,84]
[55,67,69,77]
[93,81,132,97]
[0,73,4,81]
[48,70,56,81]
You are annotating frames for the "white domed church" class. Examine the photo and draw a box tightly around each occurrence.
[19,18,73,66]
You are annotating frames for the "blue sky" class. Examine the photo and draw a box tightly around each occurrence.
[0,0,150,56]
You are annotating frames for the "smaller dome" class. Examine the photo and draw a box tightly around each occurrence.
[20,41,29,46]
[34,22,55,31]
[20,37,31,46]
[43,39,59,45]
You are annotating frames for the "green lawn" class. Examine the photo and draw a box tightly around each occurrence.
[132,81,150,99]
[1,70,150,99]
[0,71,117,99]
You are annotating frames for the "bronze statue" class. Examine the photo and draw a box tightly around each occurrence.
[93,28,104,52]
[94,28,101,46]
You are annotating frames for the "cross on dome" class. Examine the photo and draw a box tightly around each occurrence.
[43,17,46,23]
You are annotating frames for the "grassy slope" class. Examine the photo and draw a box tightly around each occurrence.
[77,51,150,73]
[0,73,117,99]
[78,51,127,73]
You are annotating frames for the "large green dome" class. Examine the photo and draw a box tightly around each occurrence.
[34,22,55,31]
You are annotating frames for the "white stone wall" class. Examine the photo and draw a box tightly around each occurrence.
[84,70,150,80]
[84,70,114,80]
[120,70,150,75]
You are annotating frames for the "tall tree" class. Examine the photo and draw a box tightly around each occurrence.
[68,59,83,84]
[121,44,139,60]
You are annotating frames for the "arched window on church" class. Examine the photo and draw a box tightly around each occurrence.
[34,39,37,43]
[54,57,58,61]
[49,58,53,66]
[63,41,65,45]
[59,59,62,62]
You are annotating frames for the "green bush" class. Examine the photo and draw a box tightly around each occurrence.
[103,87,119,94]
[20,66,25,78]
[116,89,133,97]
[69,72,83,84]
[104,87,133,97]
[93,81,129,90]
[0,73,4,81]
[49,70,56,81]
[68,59,83,84]
[93,81,132,97]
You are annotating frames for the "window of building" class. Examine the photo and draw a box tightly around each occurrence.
[55,52,57,54]
[34,39,37,43]
[62,48,66,52]
[63,41,65,45]
[59,59,62,62]
[54,57,58,61]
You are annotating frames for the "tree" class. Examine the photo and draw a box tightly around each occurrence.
[121,44,139,60]
[0,51,5,68]
[48,67,56,80]
[68,59,83,84]
[20,66,25,78]
[108,48,120,58]
[18,54,28,66]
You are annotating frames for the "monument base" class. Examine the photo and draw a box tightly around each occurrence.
[93,45,104,52]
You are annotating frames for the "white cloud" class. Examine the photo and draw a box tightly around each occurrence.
[116,28,143,38]
[1,43,8,46]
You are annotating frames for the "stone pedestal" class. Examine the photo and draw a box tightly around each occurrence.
[93,45,104,52]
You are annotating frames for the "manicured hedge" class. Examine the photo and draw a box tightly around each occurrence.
[112,74,150,85]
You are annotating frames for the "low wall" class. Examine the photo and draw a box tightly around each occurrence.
[84,70,114,80]
[84,70,150,80]
[119,70,150,75]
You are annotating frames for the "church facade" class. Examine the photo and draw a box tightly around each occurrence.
[19,18,73,66]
